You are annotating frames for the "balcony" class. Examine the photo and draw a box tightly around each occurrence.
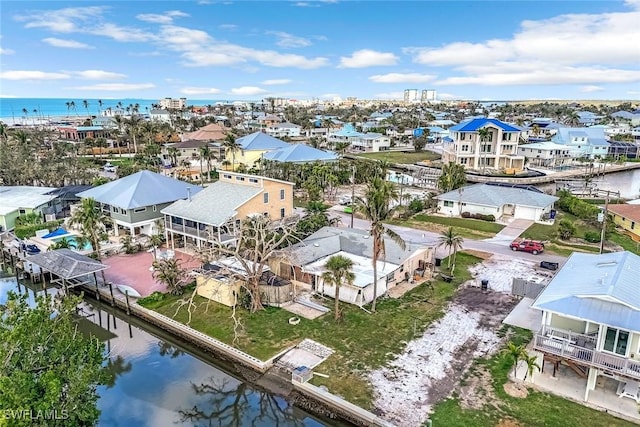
[534,326,640,381]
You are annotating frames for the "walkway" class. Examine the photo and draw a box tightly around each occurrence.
[484,218,534,244]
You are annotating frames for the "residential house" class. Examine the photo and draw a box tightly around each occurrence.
[442,118,526,172]
[76,170,201,236]
[271,227,435,307]
[577,111,603,127]
[225,132,289,170]
[607,141,640,160]
[182,123,229,142]
[551,127,610,159]
[58,125,110,142]
[606,204,640,241]
[517,141,573,168]
[436,183,558,222]
[531,251,640,401]
[265,122,302,138]
[162,140,225,167]
[161,172,294,249]
[149,109,172,124]
[262,144,338,163]
[327,124,391,152]
[611,111,640,127]
[0,186,58,232]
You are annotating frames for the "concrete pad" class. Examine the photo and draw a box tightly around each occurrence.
[502,297,541,331]
[282,301,327,320]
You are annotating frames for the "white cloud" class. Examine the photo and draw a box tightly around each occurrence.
[70,83,155,91]
[261,79,291,85]
[219,24,237,30]
[230,86,267,96]
[91,23,155,42]
[42,37,93,49]
[136,10,189,24]
[406,4,640,87]
[0,70,70,80]
[72,70,126,80]
[180,87,222,95]
[0,47,14,55]
[580,85,604,93]
[339,49,398,68]
[320,93,340,99]
[438,93,463,100]
[266,31,311,48]
[373,92,404,100]
[369,73,436,84]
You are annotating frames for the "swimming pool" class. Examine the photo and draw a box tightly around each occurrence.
[51,235,94,251]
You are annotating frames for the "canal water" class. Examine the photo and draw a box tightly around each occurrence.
[0,274,331,427]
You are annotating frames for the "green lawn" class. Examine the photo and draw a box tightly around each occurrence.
[356,150,440,164]
[141,252,482,408]
[391,214,505,240]
[430,327,636,427]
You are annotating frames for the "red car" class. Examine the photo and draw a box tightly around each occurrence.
[510,240,545,255]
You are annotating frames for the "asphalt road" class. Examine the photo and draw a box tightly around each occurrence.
[329,208,568,267]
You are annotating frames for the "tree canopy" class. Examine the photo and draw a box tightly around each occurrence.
[0,292,107,427]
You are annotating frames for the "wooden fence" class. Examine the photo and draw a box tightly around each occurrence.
[511,278,545,299]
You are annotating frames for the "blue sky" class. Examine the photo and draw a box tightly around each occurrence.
[1,0,639,101]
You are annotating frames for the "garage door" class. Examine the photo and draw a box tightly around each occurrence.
[514,205,537,220]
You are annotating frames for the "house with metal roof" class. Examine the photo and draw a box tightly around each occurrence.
[606,204,640,241]
[271,227,434,307]
[442,118,526,172]
[436,183,558,222]
[264,122,302,138]
[225,132,290,170]
[76,170,201,237]
[161,172,294,249]
[326,124,391,152]
[551,127,610,159]
[0,186,58,232]
[517,140,573,168]
[262,144,338,163]
[531,251,640,402]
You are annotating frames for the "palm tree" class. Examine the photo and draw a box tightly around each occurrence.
[97,99,103,116]
[124,115,143,154]
[167,146,179,167]
[500,341,527,379]
[82,100,90,119]
[65,101,72,118]
[477,127,491,173]
[437,227,464,272]
[152,258,187,295]
[356,177,406,312]
[437,161,467,192]
[522,353,541,381]
[149,234,164,260]
[322,255,355,321]
[223,134,242,171]
[70,197,111,260]
[199,145,215,182]
[69,101,77,116]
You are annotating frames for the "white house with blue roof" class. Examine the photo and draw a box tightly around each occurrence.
[327,124,390,152]
[551,127,610,159]
[532,251,640,402]
[442,118,525,172]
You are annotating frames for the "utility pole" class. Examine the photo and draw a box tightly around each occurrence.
[350,165,356,228]
[599,190,610,254]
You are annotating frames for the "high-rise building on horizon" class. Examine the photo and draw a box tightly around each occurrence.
[159,97,187,109]
[421,89,437,102]
[404,89,419,103]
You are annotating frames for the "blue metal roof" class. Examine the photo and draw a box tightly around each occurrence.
[263,144,338,163]
[437,183,558,208]
[449,118,520,132]
[236,132,289,151]
[76,126,104,131]
[76,170,202,209]
[331,124,364,137]
[532,251,640,333]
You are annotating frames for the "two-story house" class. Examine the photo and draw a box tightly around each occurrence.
[225,132,289,170]
[161,172,294,249]
[551,127,610,159]
[327,124,390,152]
[442,118,525,172]
[76,170,201,237]
[531,251,640,402]
[264,122,302,138]
[0,186,58,232]
[517,140,573,168]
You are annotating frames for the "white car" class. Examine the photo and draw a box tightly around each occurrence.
[103,163,117,173]
[339,196,353,205]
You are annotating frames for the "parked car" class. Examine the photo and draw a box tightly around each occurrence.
[103,162,117,173]
[540,261,559,271]
[509,239,545,255]
[339,195,353,205]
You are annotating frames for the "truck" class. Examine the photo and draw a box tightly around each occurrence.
[509,239,545,255]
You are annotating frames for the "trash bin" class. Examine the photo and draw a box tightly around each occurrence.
[481,279,489,290]
[435,258,442,267]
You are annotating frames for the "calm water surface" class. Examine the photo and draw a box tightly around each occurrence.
[0,274,329,427]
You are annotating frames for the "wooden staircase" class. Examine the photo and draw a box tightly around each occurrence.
[566,360,589,378]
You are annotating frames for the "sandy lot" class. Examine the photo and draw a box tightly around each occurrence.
[370,254,549,426]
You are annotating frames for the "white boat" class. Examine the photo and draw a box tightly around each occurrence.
[116,284,142,298]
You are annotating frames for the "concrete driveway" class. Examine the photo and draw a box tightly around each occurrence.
[484,218,534,244]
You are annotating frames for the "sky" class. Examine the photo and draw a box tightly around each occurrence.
[0,0,639,101]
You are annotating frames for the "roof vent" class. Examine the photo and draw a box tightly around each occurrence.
[596,261,617,267]
[313,243,320,247]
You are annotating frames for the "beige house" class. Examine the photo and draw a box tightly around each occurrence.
[272,227,435,307]
[161,172,294,249]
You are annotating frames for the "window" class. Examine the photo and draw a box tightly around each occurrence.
[153,205,157,212]
[236,176,245,181]
[280,189,285,200]
[264,193,269,203]
[134,207,146,213]
[461,144,469,151]
[249,178,259,183]
[460,158,468,165]
[121,208,127,214]
[444,200,454,207]
[632,222,635,230]
[223,174,232,179]
[460,133,465,140]
[280,208,285,218]
[604,327,629,356]
[19,209,26,215]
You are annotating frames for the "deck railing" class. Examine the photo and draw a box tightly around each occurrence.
[534,327,640,380]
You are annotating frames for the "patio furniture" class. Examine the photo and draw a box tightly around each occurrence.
[617,380,640,404]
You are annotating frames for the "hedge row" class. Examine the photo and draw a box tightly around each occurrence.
[461,212,496,222]
[14,221,63,239]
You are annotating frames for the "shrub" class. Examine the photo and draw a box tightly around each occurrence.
[461,212,471,218]
[14,220,63,239]
[137,291,166,307]
[584,231,601,243]
[557,218,576,240]
[408,198,426,214]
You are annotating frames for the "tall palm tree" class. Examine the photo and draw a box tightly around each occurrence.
[477,127,491,173]
[97,99,103,116]
[113,114,126,156]
[199,145,214,181]
[356,177,405,312]
[437,227,464,272]
[322,255,355,321]
[167,146,179,167]
[70,197,111,260]
[65,101,72,118]
[69,101,77,116]
[223,134,242,171]
[82,100,90,119]
[124,115,143,154]
[437,161,467,193]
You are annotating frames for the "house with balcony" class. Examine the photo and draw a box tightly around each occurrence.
[271,226,435,307]
[265,122,302,138]
[551,127,610,159]
[161,172,294,249]
[0,186,58,232]
[76,170,200,237]
[327,124,391,152]
[517,140,573,168]
[531,251,640,402]
[442,118,525,172]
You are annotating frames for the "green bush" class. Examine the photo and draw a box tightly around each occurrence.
[557,218,576,240]
[556,190,599,221]
[584,231,601,243]
[137,291,166,307]
[14,221,63,239]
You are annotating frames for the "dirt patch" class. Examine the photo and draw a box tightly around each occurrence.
[496,418,524,427]
[457,367,500,410]
[503,382,529,399]
[463,249,494,260]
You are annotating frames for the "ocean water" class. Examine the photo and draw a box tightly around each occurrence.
[0,98,230,124]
